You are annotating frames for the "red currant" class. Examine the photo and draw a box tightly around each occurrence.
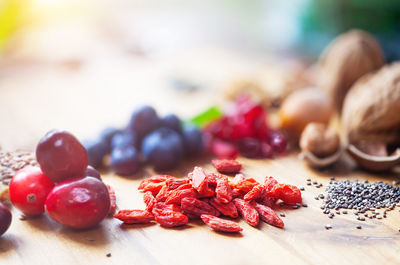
[45,176,110,229]
[9,166,55,216]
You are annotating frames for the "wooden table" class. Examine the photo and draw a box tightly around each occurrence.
[0,48,399,265]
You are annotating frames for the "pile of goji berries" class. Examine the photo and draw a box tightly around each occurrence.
[114,159,302,233]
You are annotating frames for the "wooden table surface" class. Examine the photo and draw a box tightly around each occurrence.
[0,48,399,265]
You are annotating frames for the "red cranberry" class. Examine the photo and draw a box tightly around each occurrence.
[9,166,55,216]
[45,176,110,229]
[260,142,273,158]
[270,133,287,154]
[0,203,12,236]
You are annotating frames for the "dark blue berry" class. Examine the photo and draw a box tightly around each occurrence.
[127,105,160,138]
[161,114,182,133]
[141,128,183,171]
[110,145,140,176]
[83,138,109,168]
[111,132,138,149]
[100,127,121,149]
[181,125,203,156]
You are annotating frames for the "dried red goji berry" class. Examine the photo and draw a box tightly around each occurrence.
[211,159,242,174]
[143,191,156,211]
[107,184,117,215]
[138,175,173,190]
[166,178,189,190]
[230,174,258,193]
[216,176,232,204]
[209,198,238,218]
[231,188,245,199]
[200,214,242,233]
[250,202,284,228]
[244,184,265,202]
[233,198,259,227]
[152,208,188,228]
[165,188,197,205]
[206,173,222,187]
[114,210,154,224]
[256,194,277,208]
[197,187,215,198]
[175,183,192,191]
[181,197,220,217]
[155,185,171,202]
[190,167,208,194]
[264,176,278,196]
[270,184,302,205]
[153,202,182,213]
[142,182,166,196]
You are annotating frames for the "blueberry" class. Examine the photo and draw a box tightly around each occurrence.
[181,125,203,156]
[83,138,109,168]
[127,105,160,138]
[110,145,140,176]
[141,128,183,171]
[100,127,121,149]
[111,132,138,149]
[161,114,182,133]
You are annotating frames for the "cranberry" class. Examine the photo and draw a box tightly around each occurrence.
[238,138,260,158]
[9,166,55,216]
[83,166,102,181]
[269,133,287,154]
[36,130,88,183]
[45,176,110,229]
[0,203,12,236]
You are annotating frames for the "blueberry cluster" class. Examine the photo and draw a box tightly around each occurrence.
[83,106,203,175]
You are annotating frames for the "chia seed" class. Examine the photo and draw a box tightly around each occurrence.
[0,150,37,185]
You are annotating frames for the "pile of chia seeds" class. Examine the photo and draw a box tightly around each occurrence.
[0,150,37,185]
[307,177,400,230]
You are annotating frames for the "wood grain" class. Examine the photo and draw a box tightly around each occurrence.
[0,49,399,265]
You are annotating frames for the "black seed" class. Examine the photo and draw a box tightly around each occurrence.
[299,186,305,191]
[325,224,332,230]
[306,178,311,182]
[330,177,335,180]
[292,205,299,209]
[307,182,312,186]
[106,253,111,258]
[302,203,308,207]
[356,225,362,229]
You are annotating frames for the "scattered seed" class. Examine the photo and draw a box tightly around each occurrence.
[356,225,362,229]
[106,253,111,258]
[19,215,27,221]
[302,203,308,208]
[325,224,332,230]
[306,178,311,182]
[292,205,299,209]
[279,213,285,217]
[330,177,335,180]
[307,182,312,186]
[342,210,348,214]
[299,186,305,191]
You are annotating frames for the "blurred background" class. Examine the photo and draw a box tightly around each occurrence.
[0,0,400,149]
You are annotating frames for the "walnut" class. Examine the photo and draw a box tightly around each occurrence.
[319,30,385,111]
[342,63,400,171]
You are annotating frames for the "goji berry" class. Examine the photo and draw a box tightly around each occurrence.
[256,194,277,208]
[107,184,117,215]
[233,198,259,227]
[251,202,284,228]
[264,176,278,196]
[165,188,197,205]
[181,197,220,217]
[200,214,242,233]
[190,167,208,194]
[143,191,156,211]
[166,178,189,190]
[209,198,238,218]
[142,182,166,196]
[215,176,232,204]
[153,202,182,213]
[206,173,222,187]
[197,187,215,198]
[114,210,154,224]
[155,185,171,202]
[175,183,192,191]
[152,208,188,228]
[270,184,302,205]
[138,175,173,190]
[230,174,258,193]
[244,184,265,202]
[211,159,242,174]
[231,188,245,199]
